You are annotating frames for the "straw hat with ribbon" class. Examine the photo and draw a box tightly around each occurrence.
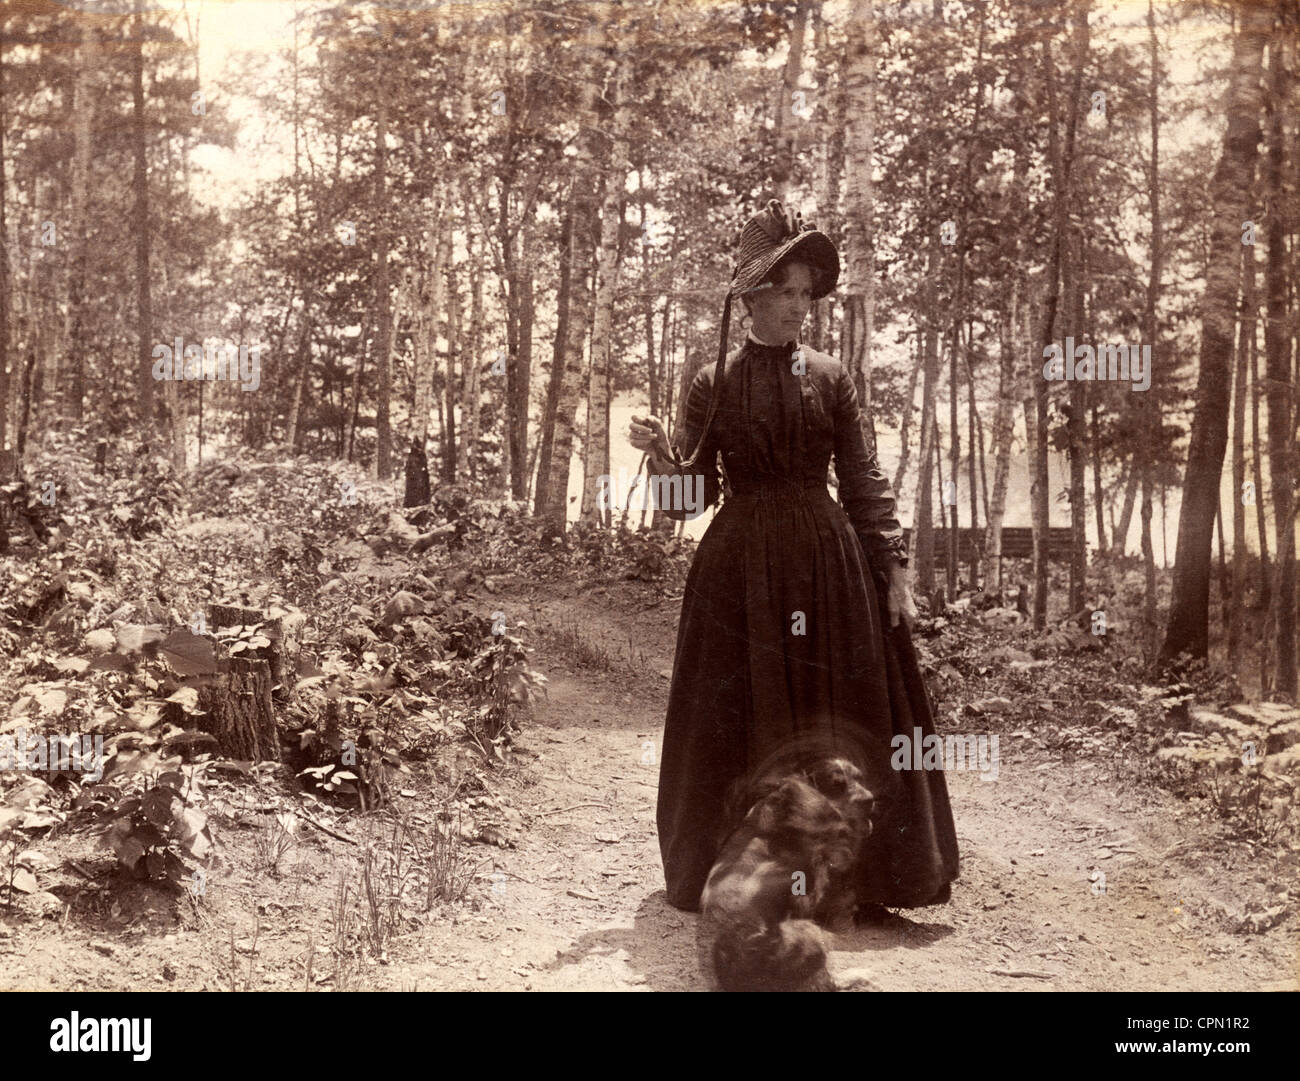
[671,199,840,473]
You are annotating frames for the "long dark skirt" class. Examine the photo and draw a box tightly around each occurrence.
[655,486,960,912]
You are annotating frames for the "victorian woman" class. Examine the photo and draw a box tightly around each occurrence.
[629,199,960,918]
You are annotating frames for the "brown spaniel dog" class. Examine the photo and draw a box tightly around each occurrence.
[698,730,875,991]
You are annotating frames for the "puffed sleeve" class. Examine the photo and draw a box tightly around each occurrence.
[656,365,722,522]
[832,366,908,576]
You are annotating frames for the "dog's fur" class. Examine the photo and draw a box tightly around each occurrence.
[698,731,875,991]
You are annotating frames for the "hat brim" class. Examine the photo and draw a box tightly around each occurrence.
[730,231,839,301]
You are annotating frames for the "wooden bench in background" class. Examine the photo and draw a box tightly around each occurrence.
[901,526,1078,568]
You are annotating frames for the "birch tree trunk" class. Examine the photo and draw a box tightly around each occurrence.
[373,87,393,480]
[459,212,481,480]
[538,12,610,536]
[840,0,877,448]
[983,311,1018,593]
[580,57,630,526]
[811,2,843,353]
[514,210,535,498]
[132,0,154,427]
[533,197,572,514]
[66,21,97,422]
[444,224,462,485]
[984,90,1031,591]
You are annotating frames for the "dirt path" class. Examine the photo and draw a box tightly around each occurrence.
[395,580,1299,992]
[3,578,1295,992]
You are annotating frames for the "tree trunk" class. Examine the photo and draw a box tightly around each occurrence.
[1263,36,1295,695]
[983,93,1030,592]
[947,324,959,595]
[1230,240,1250,667]
[1033,30,1069,632]
[772,0,811,201]
[132,0,154,428]
[463,210,484,481]
[912,234,941,595]
[1139,0,1163,661]
[538,26,609,536]
[65,21,97,422]
[893,336,921,494]
[534,196,573,514]
[414,206,448,454]
[967,322,981,587]
[1159,2,1270,667]
[1063,5,1090,618]
[1090,403,1107,553]
[580,57,630,526]
[346,313,371,463]
[811,2,844,352]
[443,223,462,485]
[1113,462,1139,556]
[0,28,8,453]
[1250,282,1269,606]
[948,3,987,594]
[841,0,878,451]
[284,316,312,452]
[513,211,535,499]
[373,91,393,480]
[983,312,1017,592]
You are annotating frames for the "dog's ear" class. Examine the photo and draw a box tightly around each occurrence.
[753,778,807,833]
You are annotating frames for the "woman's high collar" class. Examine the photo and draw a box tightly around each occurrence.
[745,328,798,350]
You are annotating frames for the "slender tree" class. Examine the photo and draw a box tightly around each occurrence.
[1159,2,1271,666]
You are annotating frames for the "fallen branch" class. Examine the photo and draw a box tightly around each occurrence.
[537,802,609,817]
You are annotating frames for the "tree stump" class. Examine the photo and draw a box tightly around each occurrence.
[166,603,308,761]
[194,656,280,762]
[265,605,307,701]
[210,603,304,702]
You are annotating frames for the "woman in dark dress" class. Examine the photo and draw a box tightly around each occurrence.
[629,200,959,918]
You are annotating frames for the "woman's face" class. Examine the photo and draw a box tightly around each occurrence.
[746,261,814,345]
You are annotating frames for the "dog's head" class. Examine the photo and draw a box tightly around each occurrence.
[752,776,859,870]
[803,757,874,836]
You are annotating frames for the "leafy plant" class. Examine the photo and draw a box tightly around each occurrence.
[95,768,213,885]
[442,611,547,760]
[217,622,272,657]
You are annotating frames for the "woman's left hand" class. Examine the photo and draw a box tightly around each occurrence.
[886,563,916,630]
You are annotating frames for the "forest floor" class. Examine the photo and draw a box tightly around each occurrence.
[1,443,1297,991]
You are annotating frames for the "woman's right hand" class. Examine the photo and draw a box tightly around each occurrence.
[629,415,672,460]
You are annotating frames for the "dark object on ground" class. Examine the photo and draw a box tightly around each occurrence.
[405,436,431,508]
